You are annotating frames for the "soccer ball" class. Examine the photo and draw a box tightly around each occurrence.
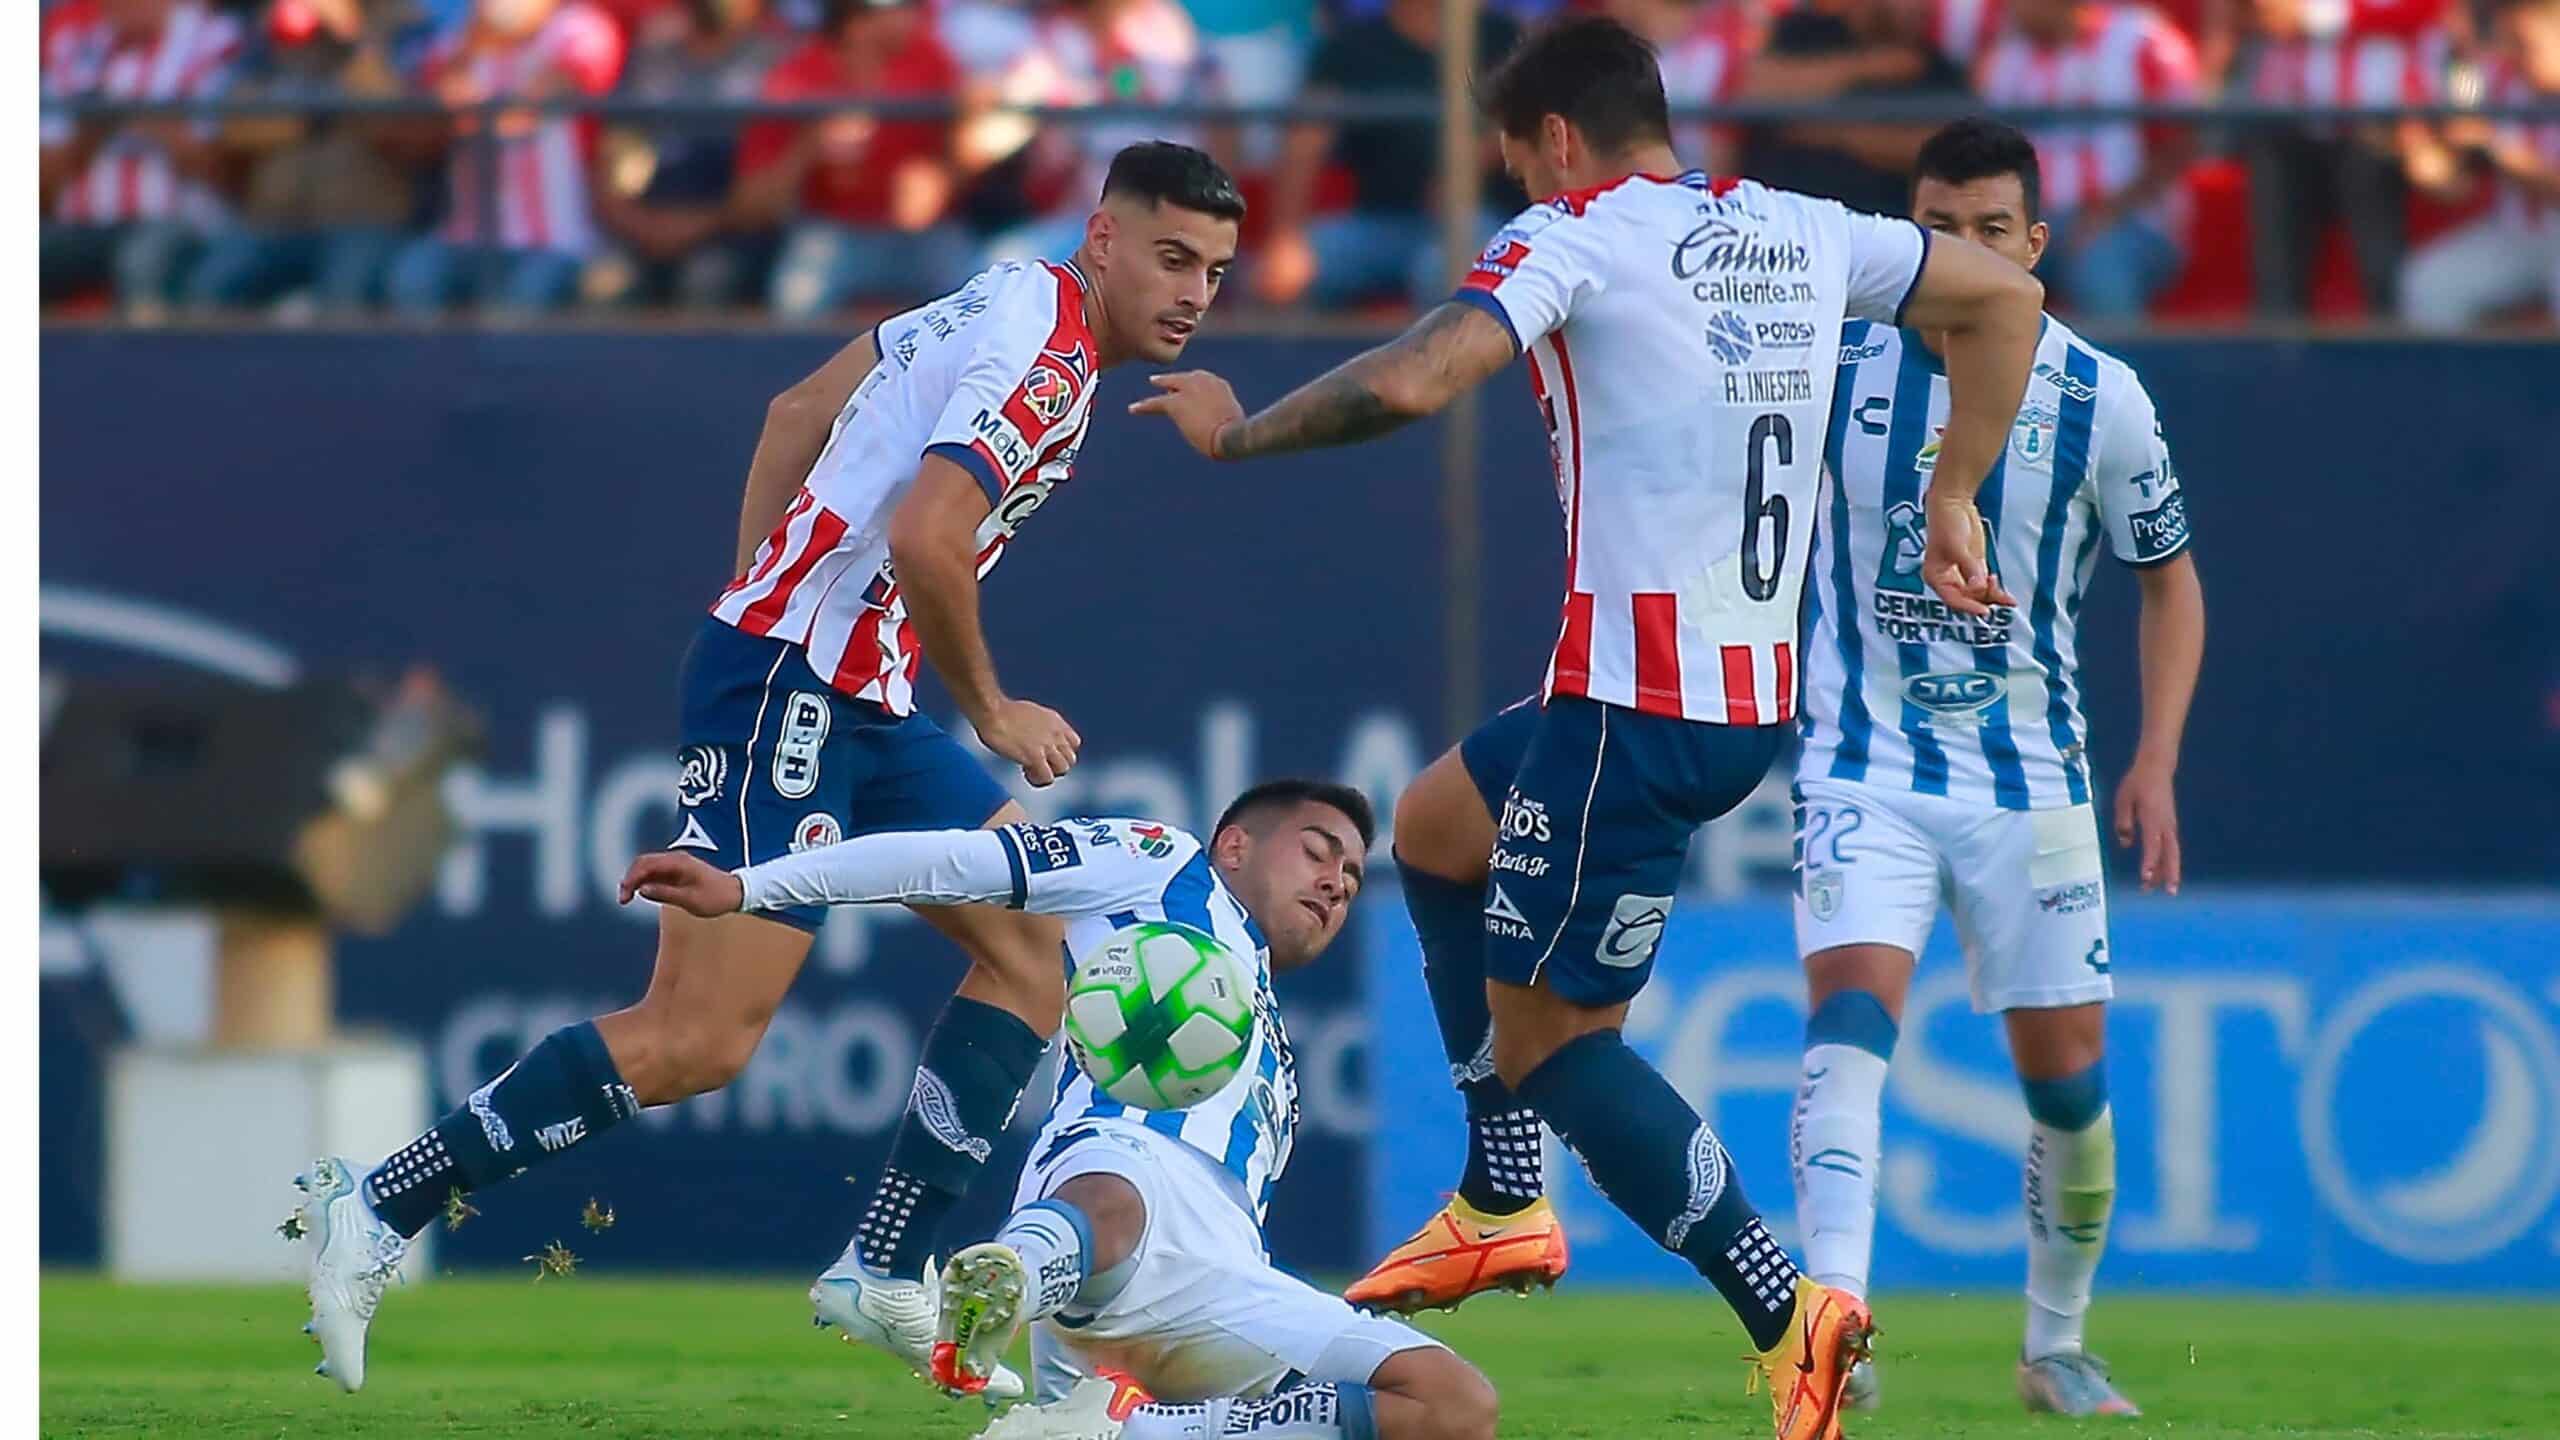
[1063,921,1258,1111]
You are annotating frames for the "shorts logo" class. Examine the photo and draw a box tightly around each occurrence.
[771,692,830,801]
[1484,883,1536,942]
[789,812,842,853]
[2084,938,2111,974]
[669,813,719,852]
[1597,893,1673,968]
[1490,848,1551,878]
[1013,823,1084,874]
[2037,879,2104,915]
[1497,792,1552,845]
[1806,868,1843,922]
[676,744,727,807]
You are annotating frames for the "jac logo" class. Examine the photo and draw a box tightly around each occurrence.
[1903,670,2005,718]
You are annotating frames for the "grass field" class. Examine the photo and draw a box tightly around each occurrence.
[39,1275,2555,1438]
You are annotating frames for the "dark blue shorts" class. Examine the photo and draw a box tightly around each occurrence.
[671,618,1010,932]
[1462,694,1784,1007]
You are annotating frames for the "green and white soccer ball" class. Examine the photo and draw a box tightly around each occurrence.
[1063,921,1259,1111]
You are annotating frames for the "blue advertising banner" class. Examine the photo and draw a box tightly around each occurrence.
[1368,893,2560,1290]
[39,328,2560,1277]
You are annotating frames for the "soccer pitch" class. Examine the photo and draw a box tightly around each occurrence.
[37,1276,2554,1438]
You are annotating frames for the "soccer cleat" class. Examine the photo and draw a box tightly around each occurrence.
[294,1156,409,1395]
[971,1375,1143,1440]
[2018,1350,2141,1417]
[1843,1354,1881,1411]
[1344,1194,1569,1314]
[933,1243,1031,1395]
[1750,1279,1876,1440]
[812,1261,1025,1401]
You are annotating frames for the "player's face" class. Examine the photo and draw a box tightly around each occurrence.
[1090,196,1238,365]
[1225,802,1367,970]
[1912,174,2048,273]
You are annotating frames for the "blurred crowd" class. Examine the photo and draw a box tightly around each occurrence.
[37,0,2560,327]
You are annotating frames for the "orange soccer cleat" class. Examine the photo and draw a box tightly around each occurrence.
[1749,1280,1877,1440]
[1343,1195,1569,1314]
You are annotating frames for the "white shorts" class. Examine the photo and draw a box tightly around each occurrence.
[1013,1120,1441,1404]
[1792,776,2114,1014]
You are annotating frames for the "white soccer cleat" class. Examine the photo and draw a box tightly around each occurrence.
[1844,1353,1881,1410]
[294,1156,408,1394]
[934,1243,1032,1395]
[973,1377,1130,1440]
[811,1262,1025,1401]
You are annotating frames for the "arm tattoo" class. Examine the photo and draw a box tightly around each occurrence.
[1220,304,1507,460]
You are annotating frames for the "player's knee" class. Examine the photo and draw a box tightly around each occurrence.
[1391,753,1493,883]
[1374,1347,1498,1440]
[608,1003,764,1103]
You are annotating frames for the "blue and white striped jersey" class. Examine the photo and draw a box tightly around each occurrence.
[1009,818,1296,1230]
[734,816,1297,1229]
[1798,316,2191,809]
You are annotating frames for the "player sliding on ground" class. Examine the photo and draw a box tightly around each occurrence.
[1135,19,2045,1440]
[288,142,1244,1397]
[623,780,1501,1440]
[1787,118,2204,1419]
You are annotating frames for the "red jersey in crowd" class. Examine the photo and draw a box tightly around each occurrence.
[425,1,626,255]
[41,0,243,228]
[739,24,961,228]
[1977,3,2202,220]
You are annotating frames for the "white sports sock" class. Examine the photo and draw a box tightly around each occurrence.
[2023,1106,2117,1359]
[1790,1041,1889,1298]
[1119,1384,1377,1440]
[998,1201,1089,1322]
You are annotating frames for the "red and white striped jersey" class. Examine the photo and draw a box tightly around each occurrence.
[40,0,243,228]
[1453,174,1927,726]
[2250,0,2450,137]
[1977,4,2201,222]
[1657,5,1753,162]
[424,2,624,255]
[714,260,1102,716]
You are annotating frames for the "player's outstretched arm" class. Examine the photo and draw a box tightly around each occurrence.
[619,829,1015,917]
[888,456,1082,787]
[1131,301,1516,461]
[1897,231,2043,617]
[733,329,881,573]
[2119,551,2204,894]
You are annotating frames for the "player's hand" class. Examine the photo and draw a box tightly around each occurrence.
[1130,371,1244,460]
[2113,753,2183,895]
[618,851,746,916]
[977,698,1081,787]
[1921,493,2018,617]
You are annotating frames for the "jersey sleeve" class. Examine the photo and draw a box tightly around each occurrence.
[1449,201,1610,354]
[991,818,1203,916]
[2090,373,2191,566]
[920,275,1091,505]
[1834,201,1931,326]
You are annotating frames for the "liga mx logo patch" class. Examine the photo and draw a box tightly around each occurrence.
[1018,358,1076,426]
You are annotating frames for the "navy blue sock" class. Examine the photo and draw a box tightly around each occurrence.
[365,1020,639,1239]
[1406,861,1544,1214]
[1516,1030,1798,1350]
[858,995,1047,1281]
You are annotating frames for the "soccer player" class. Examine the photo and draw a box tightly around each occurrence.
[1134,19,2045,1438]
[291,142,1244,1395]
[621,781,1500,1440]
[1787,117,2203,1418]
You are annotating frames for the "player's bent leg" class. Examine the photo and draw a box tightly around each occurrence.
[1352,705,1567,1316]
[598,903,818,1104]
[2005,1002,2137,1417]
[938,1172,1146,1395]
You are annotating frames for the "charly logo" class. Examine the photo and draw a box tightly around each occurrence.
[676,744,727,808]
[1597,893,1673,968]
[771,692,830,800]
[2301,967,2560,1263]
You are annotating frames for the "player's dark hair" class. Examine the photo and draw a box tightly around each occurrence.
[1914,117,2044,222]
[1101,141,1247,222]
[1212,780,1378,851]
[1480,16,1671,155]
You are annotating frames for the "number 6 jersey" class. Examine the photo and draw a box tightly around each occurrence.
[1452,172,1927,726]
